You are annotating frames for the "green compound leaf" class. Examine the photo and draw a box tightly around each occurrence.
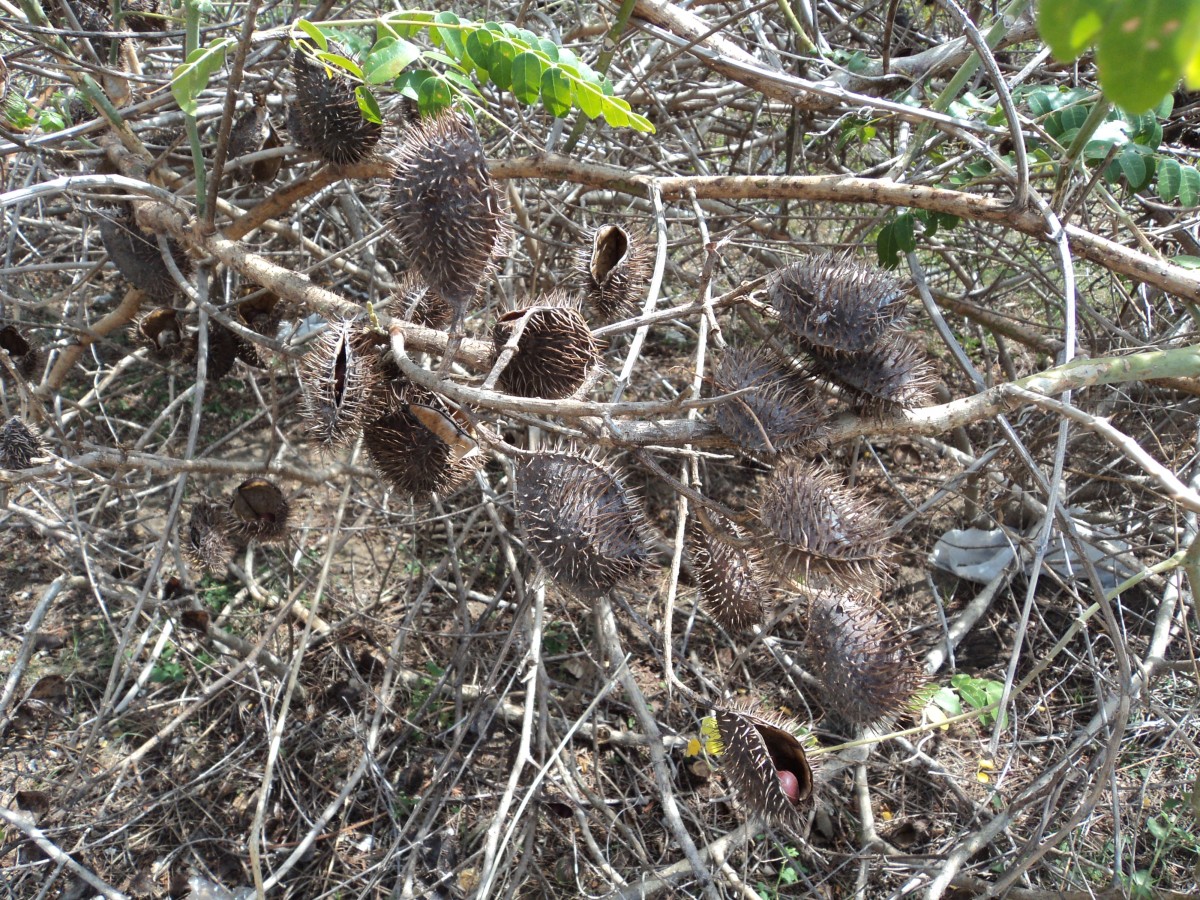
[1180,165,1200,207]
[171,37,235,116]
[510,51,545,105]
[364,36,421,85]
[417,73,454,116]
[541,66,572,117]
[573,79,603,120]
[355,86,382,124]
[294,18,328,52]
[316,51,362,80]
[488,39,517,91]
[432,11,466,61]
[464,27,494,74]
[1159,157,1183,201]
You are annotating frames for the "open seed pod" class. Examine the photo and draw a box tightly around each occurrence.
[491,294,599,399]
[759,459,891,588]
[712,347,828,456]
[183,500,232,574]
[364,402,484,497]
[298,319,379,450]
[769,253,910,354]
[228,478,290,543]
[99,210,191,301]
[0,416,45,469]
[702,703,814,824]
[577,224,651,322]
[394,271,453,330]
[805,591,925,731]
[0,325,44,381]
[688,510,769,632]
[387,112,506,330]
[137,308,186,359]
[513,449,652,599]
[808,334,935,415]
[288,40,382,165]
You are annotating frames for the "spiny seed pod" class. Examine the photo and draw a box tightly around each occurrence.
[298,319,378,450]
[0,325,44,381]
[577,224,651,322]
[491,294,599,399]
[228,478,290,543]
[712,347,828,456]
[513,449,651,599]
[227,97,270,163]
[288,40,382,165]
[394,272,453,330]
[387,112,505,331]
[759,459,890,588]
[234,290,281,367]
[99,210,191,301]
[203,321,240,383]
[688,511,769,632]
[183,500,232,574]
[805,591,925,730]
[0,416,44,469]
[137,308,185,359]
[808,335,935,415]
[769,253,910,354]
[364,403,484,497]
[121,0,166,33]
[700,703,813,824]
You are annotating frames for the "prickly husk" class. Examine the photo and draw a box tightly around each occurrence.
[808,334,935,415]
[99,210,191,301]
[387,113,506,327]
[577,224,651,322]
[804,591,925,730]
[712,347,828,456]
[769,253,910,354]
[228,478,290,543]
[514,449,652,599]
[705,703,813,825]
[298,319,378,450]
[393,272,454,330]
[0,325,45,382]
[491,294,598,399]
[363,402,483,497]
[288,41,382,165]
[183,500,233,574]
[0,416,44,469]
[688,511,769,632]
[759,459,891,588]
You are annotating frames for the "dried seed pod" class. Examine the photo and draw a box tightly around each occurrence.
[183,500,232,574]
[701,703,813,824]
[249,120,284,184]
[234,290,281,367]
[577,224,651,322]
[0,325,44,381]
[688,511,769,632]
[204,321,240,382]
[137,307,185,359]
[805,591,925,730]
[712,347,828,456]
[121,0,166,33]
[227,96,270,162]
[491,294,599,399]
[513,449,652,599]
[99,210,191,301]
[387,112,506,331]
[0,416,44,469]
[228,478,290,543]
[364,402,483,497]
[288,40,382,165]
[394,272,453,330]
[759,459,890,588]
[808,335,935,415]
[769,253,910,354]
[298,319,378,450]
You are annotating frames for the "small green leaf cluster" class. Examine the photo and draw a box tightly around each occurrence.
[3,90,68,132]
[1027,88,1200,206]
[1038,0,1200,114]
[948,673,1006,729]
[299,11,654,131]
[876,209,960,268]
[170,36,237,116]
